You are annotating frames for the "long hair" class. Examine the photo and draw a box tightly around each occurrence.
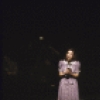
[64,48,78,62]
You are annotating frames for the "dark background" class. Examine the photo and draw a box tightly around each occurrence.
[2,1,100,100]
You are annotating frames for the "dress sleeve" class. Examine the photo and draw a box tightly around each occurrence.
[74,61,81,73]
[58,61,63,72]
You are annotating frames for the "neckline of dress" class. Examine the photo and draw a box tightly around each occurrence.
[64,59,76,63]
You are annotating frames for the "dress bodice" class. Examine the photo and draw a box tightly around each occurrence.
[58,60,81,73]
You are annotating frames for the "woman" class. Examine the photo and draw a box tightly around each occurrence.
[58,49,81,100]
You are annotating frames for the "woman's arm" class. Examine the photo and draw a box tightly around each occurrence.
[59,68,80,78]
[59,68,70,77]
[70,72,79,78]
[58,61,65,76]
[59,71,65,76]
[59,71,67,79]
[69,61,81,78]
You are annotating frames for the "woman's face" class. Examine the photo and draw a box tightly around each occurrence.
[66,50,74,61]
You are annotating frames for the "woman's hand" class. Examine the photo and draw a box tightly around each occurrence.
[65,68,72,75]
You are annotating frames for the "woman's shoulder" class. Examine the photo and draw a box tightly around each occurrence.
[74,60,80,63]
[58,59,67,64]
[74,60,81,67]
[71,60,81,65]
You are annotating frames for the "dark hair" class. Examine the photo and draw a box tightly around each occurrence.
[64,48,78,61]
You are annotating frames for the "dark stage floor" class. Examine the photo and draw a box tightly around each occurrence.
[2,75,100,100]
[2,84,100,100]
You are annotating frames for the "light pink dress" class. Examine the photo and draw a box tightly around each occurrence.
[58,60,81,100]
